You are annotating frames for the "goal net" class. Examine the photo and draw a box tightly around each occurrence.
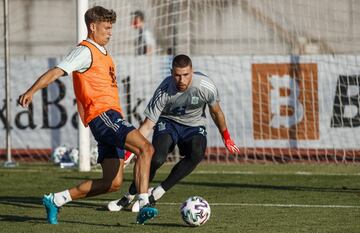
[1,0,360,165]
[88,0,360,163]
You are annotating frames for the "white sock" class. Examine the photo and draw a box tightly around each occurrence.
[53,190,72,207]
[152,185,166,201]
[125,192,135,201]
[138,193,149,208]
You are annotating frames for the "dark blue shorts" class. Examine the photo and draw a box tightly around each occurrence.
[88,109,136,163]
[152,117,207,155]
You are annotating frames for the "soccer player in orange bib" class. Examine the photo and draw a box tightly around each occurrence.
[18,6,157,225]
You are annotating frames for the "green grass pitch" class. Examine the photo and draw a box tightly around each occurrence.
[0,163,359,233]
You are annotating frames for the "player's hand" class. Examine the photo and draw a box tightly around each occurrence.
[223,137,240,154]
[221,128,240,154]
[18,92,33,108]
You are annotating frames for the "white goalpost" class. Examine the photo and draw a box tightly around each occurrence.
[3,0,16,167]
[77,0,91,172]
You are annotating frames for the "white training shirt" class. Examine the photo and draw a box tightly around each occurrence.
[57,38,107,74]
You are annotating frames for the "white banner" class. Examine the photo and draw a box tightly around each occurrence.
[1,55,360,150]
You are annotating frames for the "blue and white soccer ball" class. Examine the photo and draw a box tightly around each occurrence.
[51,146,79,165]
[90,146,99,165]
[51,146,68,164]
[180,196,211,226]
[68,148,79,165]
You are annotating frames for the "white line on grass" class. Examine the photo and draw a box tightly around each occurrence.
[160,202,360,209]
[78,200,360,209]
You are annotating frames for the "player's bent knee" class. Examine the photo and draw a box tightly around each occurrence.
[191,151,205,164]
[140,142,154,159]
[190,135,206,164]
[151,134,173,167]
[191,145,206,164]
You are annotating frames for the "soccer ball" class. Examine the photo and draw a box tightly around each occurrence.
[51,146,68,164]
[180,196,211,226]
[68,148,79,165]
[90,146,99,165]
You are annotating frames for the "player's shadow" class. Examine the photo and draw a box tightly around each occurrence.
[0,196,129,227]
[177,181,360,194]
[0,214,44,223]
[0,196,41,209]
[131,222,186,227]
[0,214,127,227]
[95,206,136,212]
[68,200,106,209]
[0,195,106,210]
[0,195,151,212]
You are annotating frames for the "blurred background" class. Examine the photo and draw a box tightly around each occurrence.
[1,0,360,166]
[2,0,359,56]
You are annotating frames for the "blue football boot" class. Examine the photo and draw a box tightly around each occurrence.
[136,204,158,224]
[42,193,59,224]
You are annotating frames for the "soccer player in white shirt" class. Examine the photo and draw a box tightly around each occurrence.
[108,54,239,212]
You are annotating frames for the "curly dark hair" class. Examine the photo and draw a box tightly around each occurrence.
[85,6,116,27]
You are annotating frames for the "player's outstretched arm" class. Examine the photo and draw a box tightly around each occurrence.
[18,67,65,108]
[138,117,156,138]
[209,102,240,154]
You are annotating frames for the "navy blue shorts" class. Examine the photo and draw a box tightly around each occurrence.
[152,117,207,155]
[88,109,136,163]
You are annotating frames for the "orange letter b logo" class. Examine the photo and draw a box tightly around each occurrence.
[252,63,319,140]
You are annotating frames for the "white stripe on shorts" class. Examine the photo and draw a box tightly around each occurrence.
[100,112,119,132]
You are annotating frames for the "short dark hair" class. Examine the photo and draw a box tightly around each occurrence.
[172,54,192,69]
[132,10,144,21]
[85,6,116,28]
